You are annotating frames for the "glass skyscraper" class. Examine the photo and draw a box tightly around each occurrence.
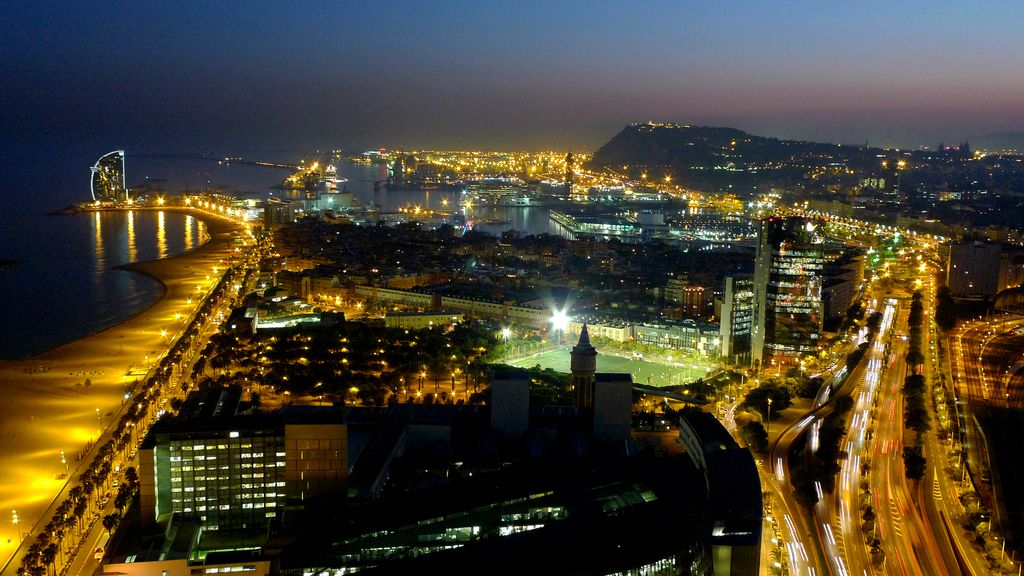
[751,217,824,370]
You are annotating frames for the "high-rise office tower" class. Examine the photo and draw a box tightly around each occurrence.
[719,275,755,362]
[751,217,824,370]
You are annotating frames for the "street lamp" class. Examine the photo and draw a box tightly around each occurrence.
[766,397,773,436]
[96,408,102,431]
[60,450,68,476]
[12,509,19,543]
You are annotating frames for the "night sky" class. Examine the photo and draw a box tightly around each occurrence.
[4,1,1024,155]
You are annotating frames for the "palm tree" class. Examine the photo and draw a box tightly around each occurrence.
[50,524,65,566]
[124,467,139,487]
[35,532,50,555]
[24,543,42,576]
[114,488,129,512]
[40,544,57,576]
[68,485,82,508]
[81,478,95,512]
[101,513,120,537]
[62,512,76,533]
[72,500,87,536]
[62,516,77,551]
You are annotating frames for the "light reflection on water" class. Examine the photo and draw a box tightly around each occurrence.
[0,158,558,360]
[157,210,167,259]
[0,211,204,359]
[340,161,554,236]
[127,209,137,262]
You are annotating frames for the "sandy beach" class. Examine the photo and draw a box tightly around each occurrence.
[0,208,241,565]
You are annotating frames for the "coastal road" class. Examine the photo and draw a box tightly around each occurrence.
[0,208,243,576]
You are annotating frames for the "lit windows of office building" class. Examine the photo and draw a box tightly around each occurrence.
[751,217,824,370]
[139,388,347,530]
[718,275,754,363]
[156,428,287,529]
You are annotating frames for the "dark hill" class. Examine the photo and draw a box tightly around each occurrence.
[588,122,881,193]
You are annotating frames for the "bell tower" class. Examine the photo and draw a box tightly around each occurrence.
[570,324,598,408]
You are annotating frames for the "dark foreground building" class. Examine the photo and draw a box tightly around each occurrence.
[110,335,759,575]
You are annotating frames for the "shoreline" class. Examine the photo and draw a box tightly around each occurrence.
[29,207,239,362]
[3,208,223,362]
[0,207,243,567]
[0,206,216,358]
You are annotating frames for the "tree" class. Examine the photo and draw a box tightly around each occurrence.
[41,544,57,576]
[846,302,865,322]
[741,421,769,452]
[862,505,877,522]
[870,539,886,565]
[797,377,825,399]
[935,286,956,331]
[72,500,87,535]
[846,343,870,371]
[102,513,121,536]
[906,349,925,367]
[740,384,792,420]
[833,395,855,415]
[903,374,926,396]
[794,479,819,508]
[114,487,129,512]
[903,446,927,480]
[905,406,931,433]
[866,312,884,333]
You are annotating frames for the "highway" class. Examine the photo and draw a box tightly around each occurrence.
[827,299,895,576]
[863,303,945,576]
[838,253,979,576]
[764,303,882,576]
[748,205,1024,575]
[763,423,819,576]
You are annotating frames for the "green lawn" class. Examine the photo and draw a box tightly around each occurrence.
[506,348,710,387]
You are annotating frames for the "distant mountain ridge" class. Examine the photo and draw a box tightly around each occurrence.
[588,122,879,192]
[592,122,864,168]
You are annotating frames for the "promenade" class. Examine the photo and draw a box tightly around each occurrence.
[0,208,241,573]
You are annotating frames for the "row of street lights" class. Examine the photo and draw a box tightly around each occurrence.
[6,208,253,572]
